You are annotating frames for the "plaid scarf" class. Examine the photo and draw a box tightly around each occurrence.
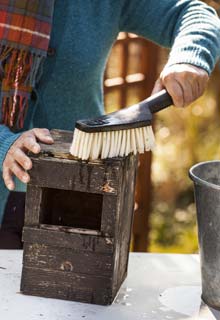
[0,0,55,130]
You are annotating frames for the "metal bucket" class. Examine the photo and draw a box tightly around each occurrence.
[189,160,220,309]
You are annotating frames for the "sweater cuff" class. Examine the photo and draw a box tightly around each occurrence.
[0,131,22,172]
[166,46,216,75]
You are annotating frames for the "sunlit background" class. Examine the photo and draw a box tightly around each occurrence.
[103,1,220,253]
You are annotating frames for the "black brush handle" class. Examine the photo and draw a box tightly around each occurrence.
[140,89,173,113]
[76,88,173,133]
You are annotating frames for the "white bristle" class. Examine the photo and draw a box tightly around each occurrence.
[109,131,115,158]
[139,127,145,153]
[112,131,119,157]
[81,132,89,160]
[84,133,93,160]
[138,127,145,153]
[131,129,137,155]
[91,132,102,160]
[70,124,155,160]
[143,126,155,151]
[75,129,81,156]
[101,132,107,159]
[78,132,86,159]
[72,129,81,156]
[102,133,108,159]
[135,127,142,153]
[143,126,150,151]
[147,126,155,150]
[90,133,98,160]
[119,130,126,157]
[70,128,79,156]
[116,130,122,156]
[105,131,111,158]
[125,129,131,156]
[97,132,103,158]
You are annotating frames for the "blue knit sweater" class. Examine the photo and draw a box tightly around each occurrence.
[0,0,219,223]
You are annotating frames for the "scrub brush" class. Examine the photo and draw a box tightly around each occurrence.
[70,89,173,160]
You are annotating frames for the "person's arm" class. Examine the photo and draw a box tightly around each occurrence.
[119,0,220,106]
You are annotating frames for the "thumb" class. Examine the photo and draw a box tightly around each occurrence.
[151,78,164,95]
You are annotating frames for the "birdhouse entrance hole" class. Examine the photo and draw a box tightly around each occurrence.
[39,188,103,232]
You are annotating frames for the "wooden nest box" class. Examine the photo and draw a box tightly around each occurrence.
[20,130,138,305]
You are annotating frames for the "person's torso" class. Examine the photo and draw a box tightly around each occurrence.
[25,0,122,131]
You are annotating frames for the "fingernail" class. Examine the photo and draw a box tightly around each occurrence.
[7,183,14,190]
[33,146,40,153]
[46,136,53,141]
[23,175,30,183]
[24,161,31,170]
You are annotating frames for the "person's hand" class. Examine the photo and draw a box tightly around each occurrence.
[152,64,209,107]
[3,128,54,190]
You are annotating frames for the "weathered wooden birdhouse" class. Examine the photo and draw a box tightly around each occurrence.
[20,129,137,305]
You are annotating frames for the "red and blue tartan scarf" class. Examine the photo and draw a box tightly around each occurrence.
[0,0,55,130]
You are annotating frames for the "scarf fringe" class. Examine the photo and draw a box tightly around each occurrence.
[2,95,28,129]
[0,45,45,130]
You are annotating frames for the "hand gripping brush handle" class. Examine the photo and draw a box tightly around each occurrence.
[70,89,173,160]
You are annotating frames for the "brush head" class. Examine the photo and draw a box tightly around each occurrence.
[70,126,155,160]
[75,102,153,133]
[70,90,173,160]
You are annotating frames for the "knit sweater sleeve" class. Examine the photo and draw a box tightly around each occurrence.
[0,125,22,171]
[119,0,220,74]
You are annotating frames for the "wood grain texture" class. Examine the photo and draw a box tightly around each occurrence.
[23,243,114,277]
[29,157,120,195]
[21,267,114,305]
[22,227,114,254]
[101,195,118,237]
[116,154,138,291]
[24,186,42,226]
[112,155,138,296]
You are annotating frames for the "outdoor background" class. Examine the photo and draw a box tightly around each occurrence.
[104,1,220,253]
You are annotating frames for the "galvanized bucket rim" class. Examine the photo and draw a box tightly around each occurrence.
[189,160,220,190]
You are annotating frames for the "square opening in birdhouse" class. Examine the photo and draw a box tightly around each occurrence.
[39,188,103,233]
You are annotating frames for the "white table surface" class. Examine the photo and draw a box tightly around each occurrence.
[0,251,219,320]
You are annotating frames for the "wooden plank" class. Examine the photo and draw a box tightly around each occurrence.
[39,129,74,160]
[21,267,113,305]
[22,227,114,254]
[101,195,118,237]
[25,186,43,226]
[23,243,114,277]
[112,155,138,295]
[119,155,137,275]
[29,157,120,195]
